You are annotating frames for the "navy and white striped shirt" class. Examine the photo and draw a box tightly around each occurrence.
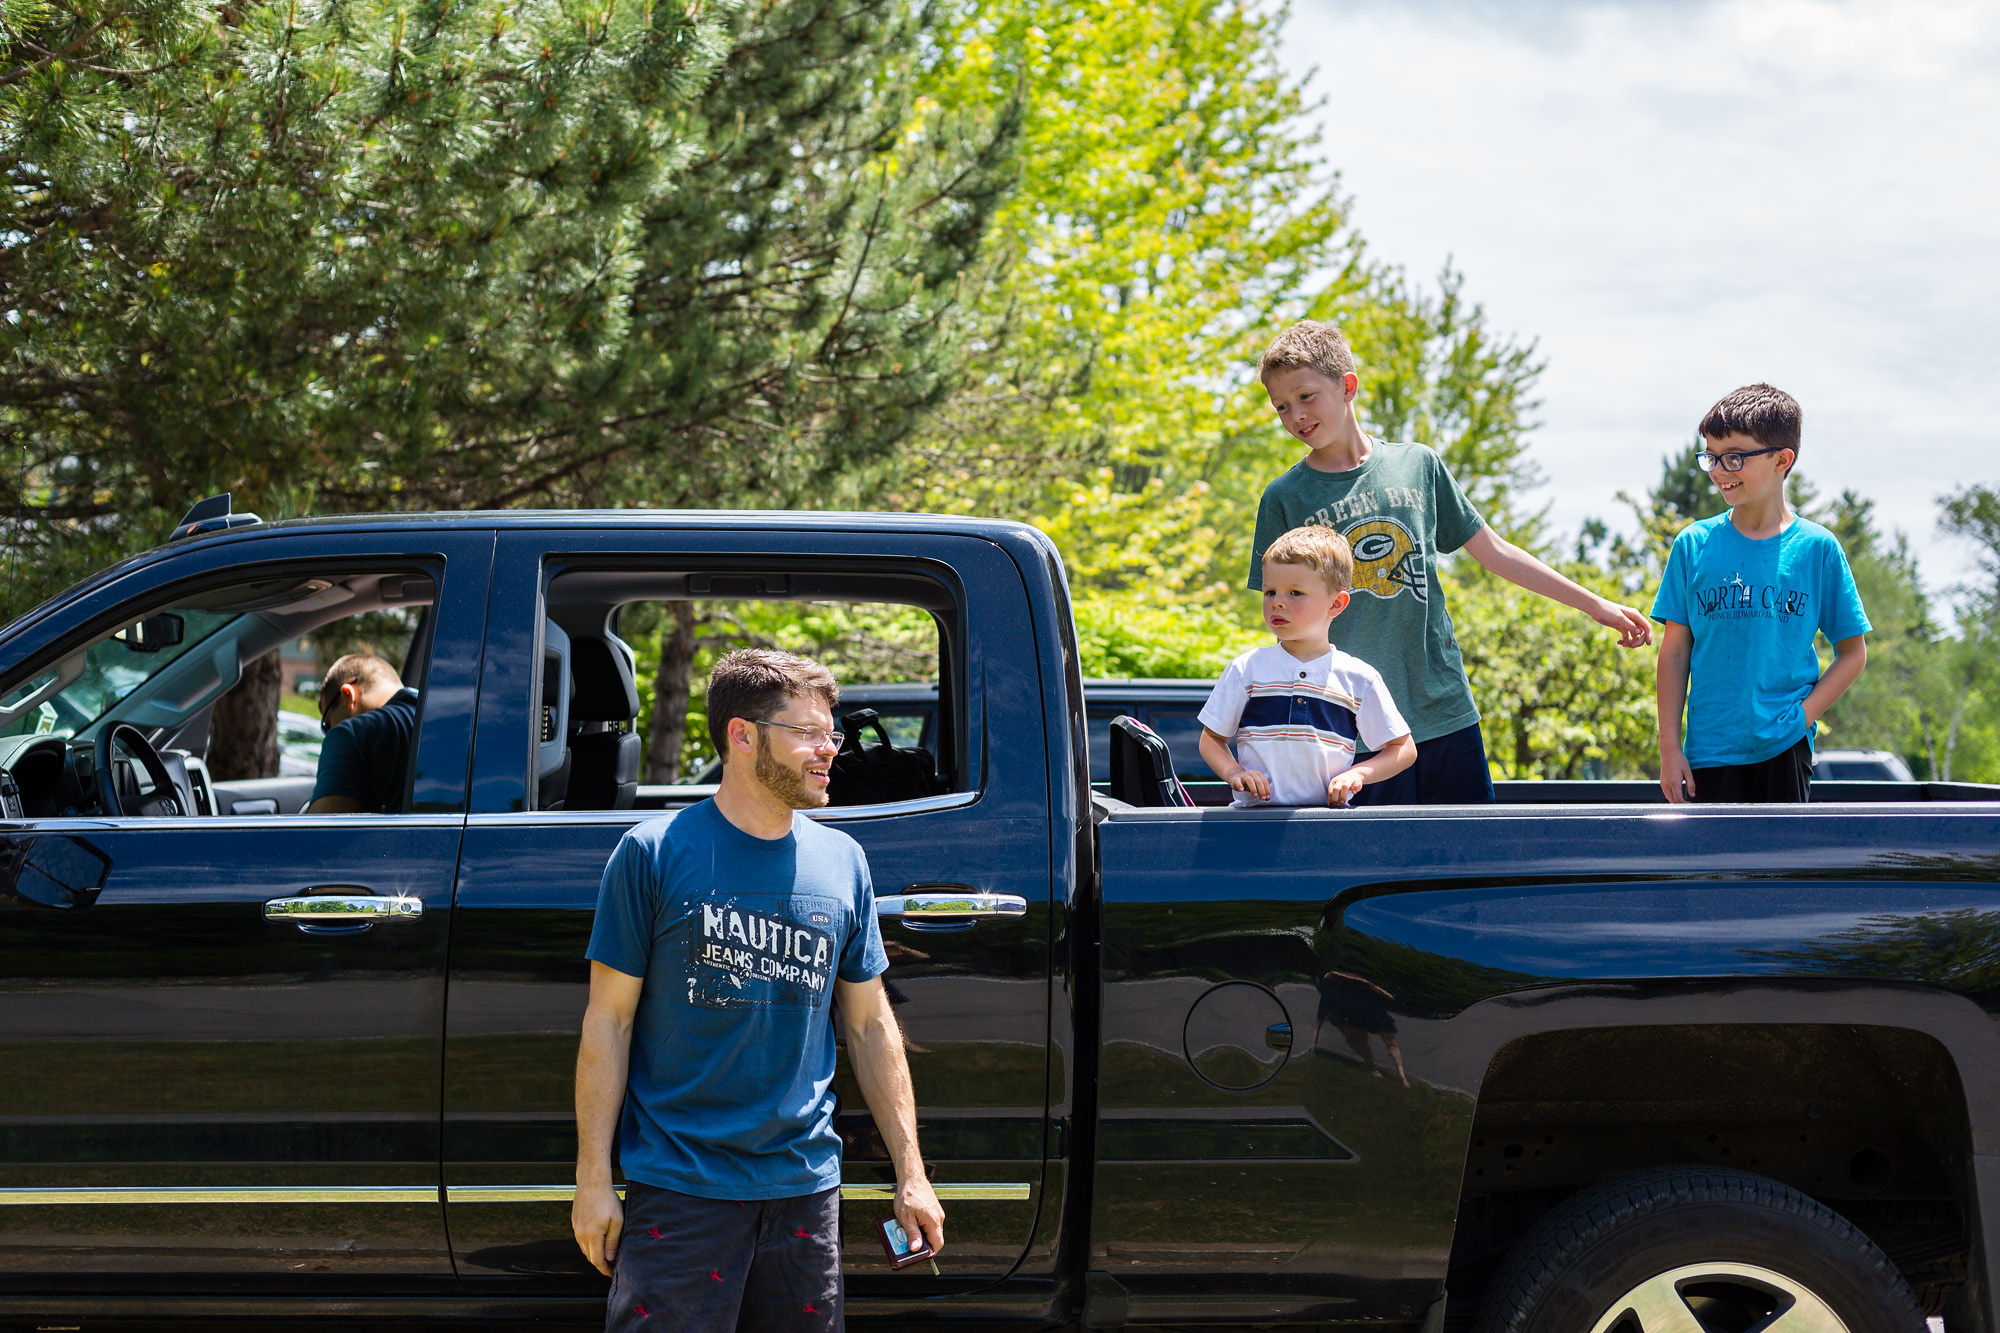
[1198,644,1409,807]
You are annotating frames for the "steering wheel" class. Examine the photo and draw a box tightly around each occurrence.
[94,722,185,817]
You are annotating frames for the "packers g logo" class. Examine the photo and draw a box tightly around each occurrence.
[1343,517,1428,603]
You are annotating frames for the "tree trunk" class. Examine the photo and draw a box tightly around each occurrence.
[1943,696,1967,783]
[644,602,698,785]
[208,649,282,780]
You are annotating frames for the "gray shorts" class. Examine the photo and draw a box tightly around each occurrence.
[606,1182,842,1333]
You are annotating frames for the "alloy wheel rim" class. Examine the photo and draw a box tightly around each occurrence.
[1586,1261,1850,1333]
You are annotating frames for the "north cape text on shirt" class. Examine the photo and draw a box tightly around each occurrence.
[1692,576,1812,621]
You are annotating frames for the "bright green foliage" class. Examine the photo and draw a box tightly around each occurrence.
[1813,492,1941,762]
[2,0,1014,613]
[1444,562,1660,779]
[871,0,1545,678]
[623,598,938,776]
[1071,591,1261,680]
[1920,485,2000,781]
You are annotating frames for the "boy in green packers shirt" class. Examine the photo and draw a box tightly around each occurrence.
[1249,321,1654,804]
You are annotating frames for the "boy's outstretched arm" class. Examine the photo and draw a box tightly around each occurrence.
[1326,732,1416,806]
[1461,528,1652,647]
[1200,727,1270,801]
[1803,634,1867,730]
[1656,620,1695,803]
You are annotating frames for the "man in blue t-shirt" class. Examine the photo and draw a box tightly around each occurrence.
[572,648,943,1333]
[307,654,419,814]
[1652,384,1871,803]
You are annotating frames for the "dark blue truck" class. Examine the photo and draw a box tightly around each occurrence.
[2,505,1998,1332]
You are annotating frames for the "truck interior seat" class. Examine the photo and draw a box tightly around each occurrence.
[566,635,641,810]
[1108,715,1194,808]
[537,620,573,810]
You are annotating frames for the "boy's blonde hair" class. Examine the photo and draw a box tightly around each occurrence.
[1262,525,1353,595]
[1259,320,1355,384]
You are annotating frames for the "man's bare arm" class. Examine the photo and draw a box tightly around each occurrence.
[836,975,945,1254]
[304,794,361,814]
[572,961,644,1276]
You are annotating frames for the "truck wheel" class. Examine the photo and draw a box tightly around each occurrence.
[1472,1166,1926,1333]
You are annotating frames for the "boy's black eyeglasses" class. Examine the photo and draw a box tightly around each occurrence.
[752,718,845,750]
[1696,446,1786,473]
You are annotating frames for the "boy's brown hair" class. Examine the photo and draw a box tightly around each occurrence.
[1261,525,1354,595]
[1259,320,1355,384]
[1699,384,1802,473]
[706,647,840,764]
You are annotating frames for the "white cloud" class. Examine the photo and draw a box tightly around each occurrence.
[1280,0,2000,597]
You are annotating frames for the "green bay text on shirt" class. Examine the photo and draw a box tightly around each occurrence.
[1248,440,1485,745]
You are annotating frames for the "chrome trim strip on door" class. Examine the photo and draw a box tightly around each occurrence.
[442,1183,1033,1204]
[0,1182,1034,1206]
[0,1186,438,1205]
[834,1181,1031,1201]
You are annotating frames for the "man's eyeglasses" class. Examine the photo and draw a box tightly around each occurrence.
[752,718,845,750]
[318,693,342,734]
[1696,446,1787,474]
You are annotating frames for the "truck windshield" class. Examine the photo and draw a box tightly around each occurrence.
[0,609,236,742]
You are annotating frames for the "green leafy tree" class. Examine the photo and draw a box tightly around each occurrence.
[876,0,1545,679]
[3,0,1014,773]
[1814,491,1940,767]
[1925,484,2000,781]
[2,0,1012,593]
[623,598,938,780]
[1444,563,1659,779]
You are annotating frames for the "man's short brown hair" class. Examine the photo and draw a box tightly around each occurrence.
[320,653,401,702]
[1699,383,1802,470]
[706,648,840,760]
[1261,525,1353,595]
[1259,320,1356,384]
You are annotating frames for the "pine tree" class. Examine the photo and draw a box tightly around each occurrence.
[2,0,1015,596]
[3,0,1014,773]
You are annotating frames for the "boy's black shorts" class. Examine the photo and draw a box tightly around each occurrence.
[1348,722,1496,806]
[606,1182,842,1333]
[1693,736,1813,803]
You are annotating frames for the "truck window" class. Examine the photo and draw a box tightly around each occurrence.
[0,568,439,818]
[1142,706,1208,779]
[537,568,966,811]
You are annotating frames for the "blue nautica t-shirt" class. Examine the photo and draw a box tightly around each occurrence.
[585,799,888,1201]
[1651,513,1871,769]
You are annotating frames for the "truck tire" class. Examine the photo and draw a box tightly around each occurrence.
[1472,1166,1926,1333]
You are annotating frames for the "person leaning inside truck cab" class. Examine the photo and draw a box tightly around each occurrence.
[305,653,419,815]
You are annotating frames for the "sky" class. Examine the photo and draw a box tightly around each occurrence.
[1275,0,1999,602]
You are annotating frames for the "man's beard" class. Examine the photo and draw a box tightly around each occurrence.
[754,732,828,810]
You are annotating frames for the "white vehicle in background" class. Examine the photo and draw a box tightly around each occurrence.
[1813,748,1916,782]
[275,708,323,777]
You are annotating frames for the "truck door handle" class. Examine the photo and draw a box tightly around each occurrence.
[264,890,424,934]
[877,887,1028,931]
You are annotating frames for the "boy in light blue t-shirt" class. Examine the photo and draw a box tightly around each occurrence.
[1651,384,1870,803]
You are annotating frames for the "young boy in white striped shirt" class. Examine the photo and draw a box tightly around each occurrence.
[1198,525,1417,807]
